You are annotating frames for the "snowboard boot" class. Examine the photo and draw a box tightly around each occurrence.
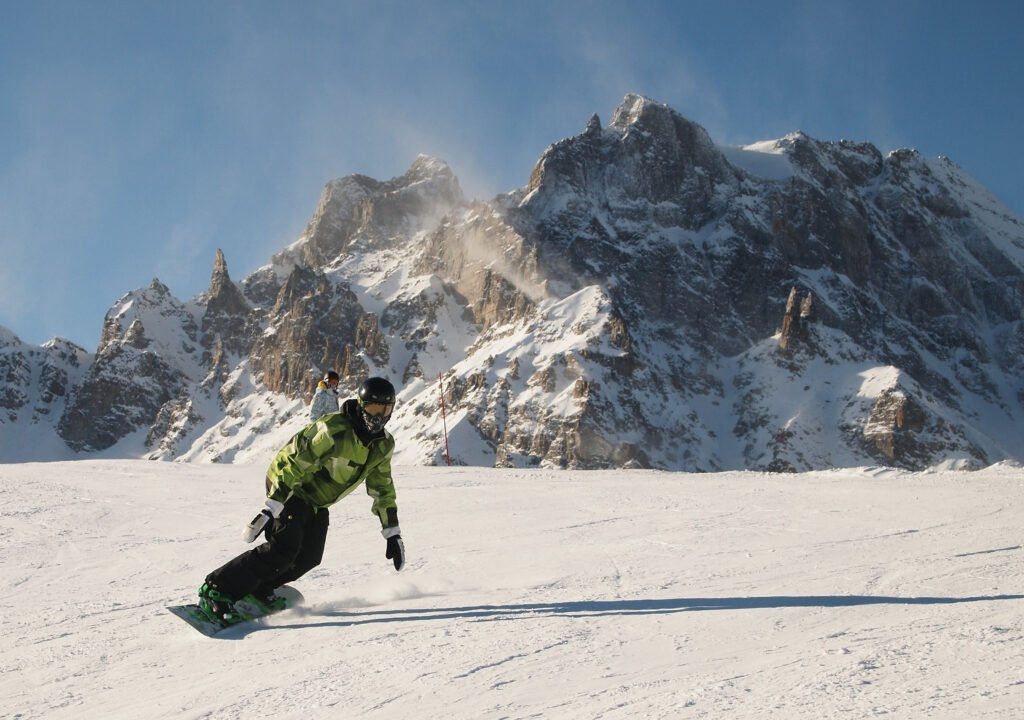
[197,582,246,625]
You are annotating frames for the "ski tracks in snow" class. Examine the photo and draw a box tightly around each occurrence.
[1,462,1022,719]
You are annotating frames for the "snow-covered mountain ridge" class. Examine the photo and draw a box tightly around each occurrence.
[3,94,1023,470]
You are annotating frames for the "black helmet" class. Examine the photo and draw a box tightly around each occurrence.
[357,377,396,433]
[324,370,340,383]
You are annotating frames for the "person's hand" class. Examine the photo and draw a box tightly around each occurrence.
[382,518,404,571]
[385,535,405,571]
[242,499,285,543]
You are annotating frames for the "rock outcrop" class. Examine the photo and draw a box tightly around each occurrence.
[6,97,1023,470]
[200,248,256,360]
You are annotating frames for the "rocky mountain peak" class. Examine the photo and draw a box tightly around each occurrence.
[526,93,737,217]
[285,156,464,269]
[200,249,254,359]
[609,93,726,170]
[209,248,230,286]
[403,154,457,185]
[203,249,249,316]
[6,94,1024,470]
[771,131,884,188]
[0,325,21,348]
[607,92,660,128]
[148,277,171,297]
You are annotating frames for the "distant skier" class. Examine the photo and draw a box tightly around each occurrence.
[196,376,405,625]
[310,370,341,421]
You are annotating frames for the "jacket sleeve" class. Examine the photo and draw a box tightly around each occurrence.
[364,439,398,530]
[266,420,337,502]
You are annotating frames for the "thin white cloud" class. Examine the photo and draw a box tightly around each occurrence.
[2,0,1021,351]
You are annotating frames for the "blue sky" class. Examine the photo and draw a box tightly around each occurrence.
[2,1,1022,350]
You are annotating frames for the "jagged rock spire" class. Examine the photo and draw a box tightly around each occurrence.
[205,249,249,317]
[200,249,253,360]
[779,288,815,354]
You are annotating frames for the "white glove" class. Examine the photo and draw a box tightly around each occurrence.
[242,499,285,543]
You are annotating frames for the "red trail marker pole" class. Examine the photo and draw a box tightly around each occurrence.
[438,373,451,466]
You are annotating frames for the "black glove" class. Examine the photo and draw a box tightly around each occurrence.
[385,535,405,571]
[381,508,404,571]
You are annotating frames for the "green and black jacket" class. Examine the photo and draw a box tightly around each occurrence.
[265,401,397,530]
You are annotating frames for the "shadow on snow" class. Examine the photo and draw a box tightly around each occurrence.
[222,593,1024,637]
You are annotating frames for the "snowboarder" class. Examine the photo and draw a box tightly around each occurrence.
[310,370,341,421]
[196,376,405,625]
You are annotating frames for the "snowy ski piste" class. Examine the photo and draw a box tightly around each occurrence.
[3,460,1022,718]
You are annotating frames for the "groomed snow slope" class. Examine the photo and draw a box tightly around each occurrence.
[2,461,1022,719]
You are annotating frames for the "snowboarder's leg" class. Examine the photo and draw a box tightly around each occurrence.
[260,507,330,590]
[204,497,315,601]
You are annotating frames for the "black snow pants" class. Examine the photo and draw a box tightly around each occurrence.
[205,495,329,600]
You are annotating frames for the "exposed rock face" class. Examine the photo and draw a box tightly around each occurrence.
[200,248,256,359]
[0,333,90,461]
[36,342,82,413]
[6,98,1024,470]
[59,343,188,452]
[287,155,464,268]
[58,279,196,452]
[0,339,31,421]
[145,395,203,459]
[248,264,367,399]
[433,95,1023,470]
[779,288,815,355]
[124,319,149,349]
[414,204,544,331]
[862,387,985,469]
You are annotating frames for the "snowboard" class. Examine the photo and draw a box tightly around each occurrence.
[167,585,304,637]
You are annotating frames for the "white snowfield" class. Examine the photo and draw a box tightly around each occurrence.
[2,461,1022,719]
